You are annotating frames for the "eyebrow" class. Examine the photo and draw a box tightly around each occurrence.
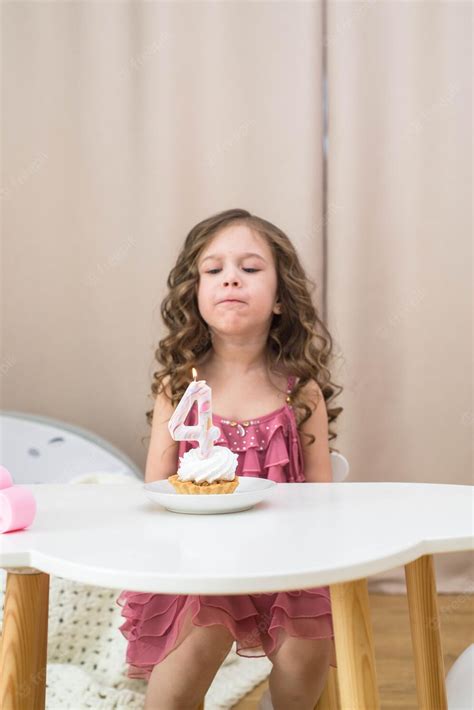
[200,252,267,265]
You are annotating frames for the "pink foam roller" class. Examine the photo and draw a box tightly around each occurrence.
[0,465,13,489]
[0,486,37,533]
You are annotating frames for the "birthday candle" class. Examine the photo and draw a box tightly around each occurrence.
[168,368,220,458]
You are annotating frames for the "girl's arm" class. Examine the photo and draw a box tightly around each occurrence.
[144,376,179,483]
[299,381,333,482]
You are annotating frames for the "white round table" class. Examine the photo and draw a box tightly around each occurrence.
[0,481,472,709]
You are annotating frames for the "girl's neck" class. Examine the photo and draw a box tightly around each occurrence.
[196,349,286,384]
[198,348,271,376]
[200,328,274,376]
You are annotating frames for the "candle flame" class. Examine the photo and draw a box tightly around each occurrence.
[192,367,197,381]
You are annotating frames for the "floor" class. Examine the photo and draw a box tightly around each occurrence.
[231,593,474,710]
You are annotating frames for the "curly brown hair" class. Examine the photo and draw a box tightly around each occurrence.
[144,208,343,452]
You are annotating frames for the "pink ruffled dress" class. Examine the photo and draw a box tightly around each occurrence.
[116,376,337,679]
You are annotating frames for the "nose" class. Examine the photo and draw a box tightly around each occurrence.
[221,266,241,287]
[223,276,240,287]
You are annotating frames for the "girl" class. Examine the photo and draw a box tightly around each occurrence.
[117,208,344,710]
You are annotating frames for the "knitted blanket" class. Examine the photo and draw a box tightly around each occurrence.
[0,473,272,709]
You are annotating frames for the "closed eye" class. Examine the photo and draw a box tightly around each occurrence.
[206,268,260,274]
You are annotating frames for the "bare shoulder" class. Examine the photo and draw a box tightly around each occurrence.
[298,379,332,483]
[161,373,174,399]
[297,378,324,407]
[145,373,179,483]
[150,374,175,420]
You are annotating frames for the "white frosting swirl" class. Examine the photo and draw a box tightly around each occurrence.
[177,445,239,483]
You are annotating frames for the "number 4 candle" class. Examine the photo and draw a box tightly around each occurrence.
[168,368,221,459]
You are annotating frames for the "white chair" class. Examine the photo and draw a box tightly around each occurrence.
[445,643,474,709]
[0,410,142,484]
[328,451,350,483]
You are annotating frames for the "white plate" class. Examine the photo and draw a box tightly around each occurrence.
[143,476,277,515]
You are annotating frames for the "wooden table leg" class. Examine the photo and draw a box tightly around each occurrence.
[405,554,447,710]
[329,577,380,710]
[0,569,49,710]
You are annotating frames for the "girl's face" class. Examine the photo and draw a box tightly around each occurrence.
[196,224,281,338]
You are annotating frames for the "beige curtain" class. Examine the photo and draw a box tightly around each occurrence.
[326,0,473,592]
[1,1,471,592]
[1,0,324,456]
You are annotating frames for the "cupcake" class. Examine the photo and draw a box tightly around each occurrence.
[168,445,239,495]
